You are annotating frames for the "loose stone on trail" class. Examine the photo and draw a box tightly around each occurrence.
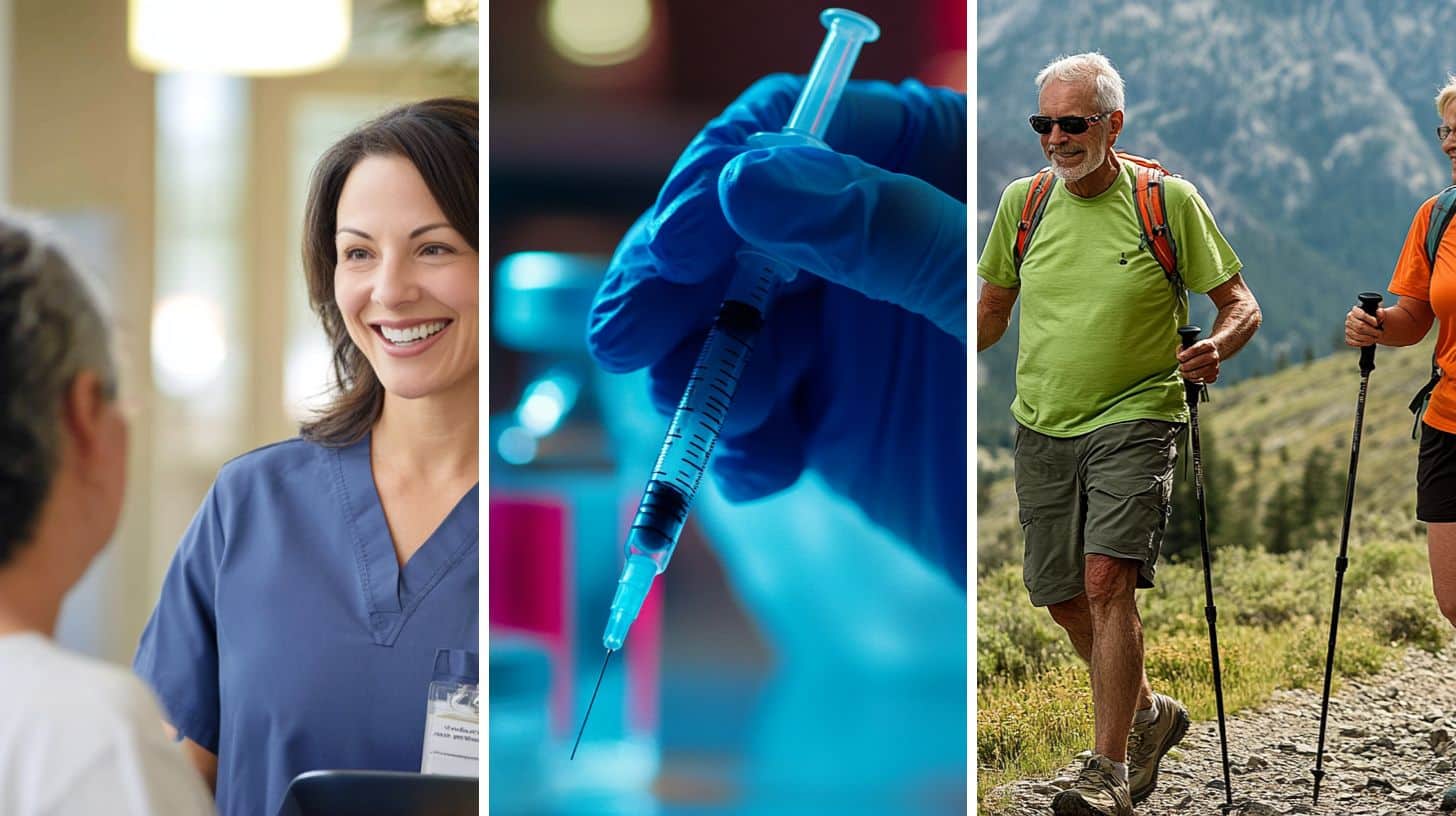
[986,646,1456,815]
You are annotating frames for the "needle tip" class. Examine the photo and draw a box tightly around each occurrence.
[570,649,615,761]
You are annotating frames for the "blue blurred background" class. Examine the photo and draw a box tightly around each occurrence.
[487,2,967,813]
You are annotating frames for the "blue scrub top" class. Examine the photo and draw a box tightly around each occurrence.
[134,435,478,816]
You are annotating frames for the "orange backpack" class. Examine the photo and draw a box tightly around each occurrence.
[1012,151,1182,293]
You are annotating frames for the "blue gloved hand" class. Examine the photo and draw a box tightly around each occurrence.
[587,74,967,585]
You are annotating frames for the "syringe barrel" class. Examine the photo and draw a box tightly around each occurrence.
[784,9,881,142]
[622,251,788,573]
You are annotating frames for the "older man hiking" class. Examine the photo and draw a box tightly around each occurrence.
[978,52,1262,815]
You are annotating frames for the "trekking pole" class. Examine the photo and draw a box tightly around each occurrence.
[1312,292,1383,805]
[1179,325,1234,813]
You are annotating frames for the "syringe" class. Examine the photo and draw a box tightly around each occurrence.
[572,7,881,759]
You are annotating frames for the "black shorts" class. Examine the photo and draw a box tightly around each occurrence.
[1417,422,1456,523]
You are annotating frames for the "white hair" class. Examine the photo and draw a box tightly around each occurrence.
[1437,73,1456,118]
[1036,52,1125,112]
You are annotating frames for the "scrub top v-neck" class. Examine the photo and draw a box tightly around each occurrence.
[134,435,479,816]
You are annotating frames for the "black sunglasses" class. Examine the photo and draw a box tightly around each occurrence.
[1439,125,1454,141]
[1029,112,1111,135]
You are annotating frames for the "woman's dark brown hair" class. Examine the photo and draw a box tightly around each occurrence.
[299,97,478,446]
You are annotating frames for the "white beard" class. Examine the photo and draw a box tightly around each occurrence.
[1049,147,1105,182]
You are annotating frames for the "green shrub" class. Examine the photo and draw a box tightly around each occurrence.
[976,565,1075,683]
[1352,577,1448,652]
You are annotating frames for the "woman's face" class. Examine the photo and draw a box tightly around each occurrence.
[333,154,478,401]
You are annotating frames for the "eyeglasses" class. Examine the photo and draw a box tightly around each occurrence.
[1029,112,1112,135]
[1438,125,1455,141]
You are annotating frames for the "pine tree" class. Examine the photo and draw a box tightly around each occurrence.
[1297,447,1336,531]
[1261,447,1296,553]
[1165,423,1235,561]
[1204,424,1235,544]
[1263,480,1295,553]
[1226,440,1262,549]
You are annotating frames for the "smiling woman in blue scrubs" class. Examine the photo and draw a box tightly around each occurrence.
[133,98,479,816]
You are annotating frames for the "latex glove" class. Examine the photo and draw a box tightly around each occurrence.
[587,74,967,585]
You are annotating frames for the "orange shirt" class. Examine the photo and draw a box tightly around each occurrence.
[1389,194,1456,434]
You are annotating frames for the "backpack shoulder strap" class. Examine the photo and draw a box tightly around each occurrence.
[1015,156,1183,287]
[1425,184,1456,267]
[1411,185,1454,438]
[1115,150,1170,176]
[1014,169,1057,273]
[1130,161,1180,285]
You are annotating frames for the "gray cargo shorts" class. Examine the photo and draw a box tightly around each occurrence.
[1013,419,1181,607]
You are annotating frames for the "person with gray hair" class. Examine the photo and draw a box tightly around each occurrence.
[1343,74,1456,811]
[978,52,1262,814]
[0,215,213,815]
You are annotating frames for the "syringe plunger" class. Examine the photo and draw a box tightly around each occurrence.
[783,8,882,142]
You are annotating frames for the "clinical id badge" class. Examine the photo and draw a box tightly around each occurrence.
[421,648,480,777]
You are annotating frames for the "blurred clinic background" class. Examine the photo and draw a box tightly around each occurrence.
[488,1,967,814]
[8,0,476,666]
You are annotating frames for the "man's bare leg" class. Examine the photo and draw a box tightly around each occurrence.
[1082,554,1148,763]
[1046,588,1154,723]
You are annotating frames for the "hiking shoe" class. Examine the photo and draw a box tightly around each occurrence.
[1440,780,1456,812]
[1128,692,1190,804]
[1051,754,1133,816]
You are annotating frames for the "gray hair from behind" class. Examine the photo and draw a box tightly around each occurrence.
[1036,52,1126,113]
[0,213,117,565]
[1437,73,1456,119]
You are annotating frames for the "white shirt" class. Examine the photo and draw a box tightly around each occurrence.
[0,632,214,815]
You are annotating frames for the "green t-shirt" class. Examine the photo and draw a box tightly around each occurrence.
[977,162,1242,437]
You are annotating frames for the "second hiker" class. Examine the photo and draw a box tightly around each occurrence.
[1342,72,1456,813]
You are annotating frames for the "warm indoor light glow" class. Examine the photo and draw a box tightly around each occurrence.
[284,336,334,419]
[425,0,477,26]
[543,0,652,67]
[152,293,228,397]
[129,0,351,76]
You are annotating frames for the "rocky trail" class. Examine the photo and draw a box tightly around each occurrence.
[989,647,1456,815]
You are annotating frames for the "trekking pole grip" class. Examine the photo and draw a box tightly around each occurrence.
[1178,325,1201,351]
[1358,292,1382,374]
[1178,325,1203,405]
